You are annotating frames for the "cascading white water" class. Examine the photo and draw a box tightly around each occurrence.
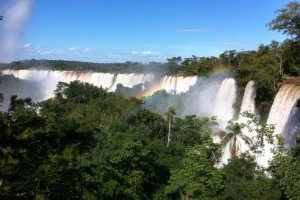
[284,105,300,147]
[238,80,257,138]
[2,69,154,99]
[175,76,198,93]
[137,75,198,97]
[221,136,248,165]
[217,80,258,165]
[239,81,257,121]
[256,84,300,167]
[160,76,177,93]
[159,75,198,94]
[220,81,258,165]
[267,84,300,136]
[108,73,154,92]
[213,78,237,129]
[1,69,198,100]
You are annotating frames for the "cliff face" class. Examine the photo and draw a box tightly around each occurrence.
[282,74,300,85]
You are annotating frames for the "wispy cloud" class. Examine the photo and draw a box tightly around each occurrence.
[83,48,91,52]
[164,44,203,52]
[34,46,55,56]
[131,51,157,57]
[68,47,80,51]
[160,28,211,33]
[17,44,166,63]
[68,47,92,52]
[24,43,31,48]
[174,29,211,33]
[222,42,250,48]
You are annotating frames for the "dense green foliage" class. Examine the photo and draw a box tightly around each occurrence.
[0,81,216,199]
[271,135,300,200]
[268,1,300,41]
[0,81,295,199]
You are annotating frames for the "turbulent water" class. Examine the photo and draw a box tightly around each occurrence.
[2,69,300,168]
[221,80,257,165]
[239,81,257,121]
[213,78,237,129]
[267,84,300,137]
[1,69,198,98]
[238,80,258,139]
[254,84,300,167]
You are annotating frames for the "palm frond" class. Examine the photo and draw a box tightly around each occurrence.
[240,135,252,145]
[221,133,234,147]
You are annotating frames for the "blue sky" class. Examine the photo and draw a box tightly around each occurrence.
[2,0,293,63]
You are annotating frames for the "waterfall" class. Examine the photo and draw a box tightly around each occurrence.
[132,75,198,97]
[213,78,237,129]
[159,75,198,94]
[1,69,198,101]
[2,69,155,99]
[267,84,300,137]
[160,76,177,93]
[239,81,257,120]
[220,81,258,165]
[175,76,198,93]
[238,80,257,138]
[108,73,154,92]
[256,84,300,167]
[284,105,300,147]
[221,136,249,165]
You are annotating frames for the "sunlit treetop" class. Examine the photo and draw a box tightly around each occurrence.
[268,1,300,41]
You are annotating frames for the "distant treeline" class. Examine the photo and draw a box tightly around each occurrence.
[4,57,222,76]
[4,60,167,74]
[3,38,299,79]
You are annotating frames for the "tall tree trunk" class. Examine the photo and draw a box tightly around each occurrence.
[279,53,283,75]
[167,119,171,147]
[230,136,237,157]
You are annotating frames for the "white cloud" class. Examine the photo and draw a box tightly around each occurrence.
[174,29,211,33]
[24,43,31,48]
[83,48,91,52]
[68,47,91,53]
[17,44,167,63]
[222,42,249,48]
[40,51,53,55]
[160,28,211,33]
[68,47,79,51]
[142,51,155,56]
[131,51,157,57]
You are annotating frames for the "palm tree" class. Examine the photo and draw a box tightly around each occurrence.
[221,121,252,157]
[166,107,176,148]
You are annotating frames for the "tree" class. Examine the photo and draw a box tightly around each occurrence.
[221,121,251,157]
[172,115,211,147]
[165,143,223,199]
[220,50,237,67]
[165,107,176,148]
[166,57,182,74]
[271,134,300,200]
[166,56,182,65]
[268,1,300,41]
[221,153,282,200]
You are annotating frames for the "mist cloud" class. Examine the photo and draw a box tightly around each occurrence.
[0,0,33,63]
